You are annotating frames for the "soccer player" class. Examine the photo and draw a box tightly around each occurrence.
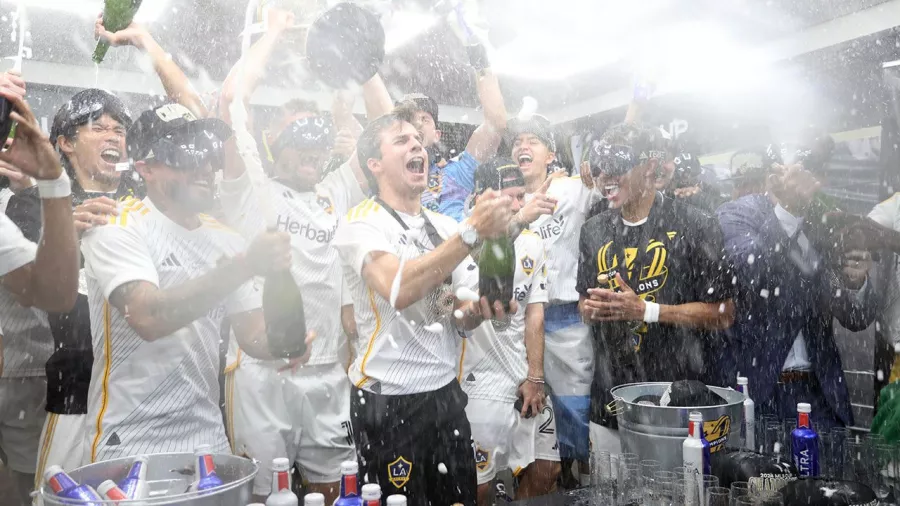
[458,157,560,505]
[506,115,596,485]
[80,103,309,462]
[577,123,734,443]
[333,103,513,505]
[0,86,78,506]
[216,10,376,501]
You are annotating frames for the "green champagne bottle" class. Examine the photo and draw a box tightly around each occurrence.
[478,237,515,312]
[262,270,308,359]
[93,0,143,63]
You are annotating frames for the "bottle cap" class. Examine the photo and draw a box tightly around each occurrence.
[797,402,812,414]
[362,483,381,499]
[737,376,748,385]
[193,444,212,455]
[304,492,326,506]
[43,465,65,483]
[387,495,408,506]
[96,480,119,496]
[272,457,291,472]
[689,411,703,422]
[341,460,359,475]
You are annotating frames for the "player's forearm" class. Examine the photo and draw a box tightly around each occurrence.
[362,73,394,121]
[31,196,78,312]
[118,258,254,341]
[332,91,363,139]
[624,99,642,124]
[220,31,280,111]
[475,69,507,132]
[658,299,734,330]
[141,34,207,118]
[370,236,470,311]
[524,303,545,378]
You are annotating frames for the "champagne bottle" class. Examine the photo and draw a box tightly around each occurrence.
[263,270,308,359]
[0,98,15,148]
[93,0,143,63]
[478,237,515,312]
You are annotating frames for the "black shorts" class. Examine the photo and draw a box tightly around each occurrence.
[351,380,477,506]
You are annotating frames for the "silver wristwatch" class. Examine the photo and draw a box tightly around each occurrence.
[458,220,479,249]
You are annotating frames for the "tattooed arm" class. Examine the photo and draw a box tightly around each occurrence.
[107,256,256,342]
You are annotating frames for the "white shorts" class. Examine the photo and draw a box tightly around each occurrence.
[225,361,355,495]
[0,377,46,473]
[34,413,88,491]
[544,322,594,397]
[466,397,560,485]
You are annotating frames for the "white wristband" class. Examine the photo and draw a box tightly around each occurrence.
[643,301,660,323]
[36,171,71,199]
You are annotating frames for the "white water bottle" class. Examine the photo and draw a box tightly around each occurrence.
[386,495,407,506]
[266,458,299,506]
[361,483,382,505]
[683,411,706,506]
[737,376,756,452]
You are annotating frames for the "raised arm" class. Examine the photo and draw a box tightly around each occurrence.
[0,89,77,312]
[464,68,507,162]
[95,17,207,117]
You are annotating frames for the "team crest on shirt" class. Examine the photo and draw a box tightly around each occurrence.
[521,255,535,275]
[316,194,334,214]
[388,456,412,488]
[475,446,490,472]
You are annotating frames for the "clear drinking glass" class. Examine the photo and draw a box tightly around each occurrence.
[764,420,784,458]
[706,486,731,506]
[619,463,643,506]
[734,497,755,506]
[592,449,615,503]
[758,491,785,505]
[843,438,867,482]
[730,481,750,506]
[641,459,662,493]
[652,471,677,506]
[870,443,896,501]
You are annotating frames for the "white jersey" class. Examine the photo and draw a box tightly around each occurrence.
[219,162,365,367]
[0,202,53,379]
[460,230,548,402]
[81,197,261,462]
[526,176,593,304]
[333,198,478,395]
[870,193,900,345]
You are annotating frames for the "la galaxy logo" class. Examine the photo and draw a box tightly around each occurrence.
[316,194,334,214]
[521,255,535,275]
[475,446,490,472]
[388,456,412,488]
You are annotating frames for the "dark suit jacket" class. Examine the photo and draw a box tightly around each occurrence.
[717,194,878,425]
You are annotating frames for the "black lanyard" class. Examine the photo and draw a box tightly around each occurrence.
[373,197,452,286]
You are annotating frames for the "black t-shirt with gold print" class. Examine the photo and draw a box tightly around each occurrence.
[576,193,735,424]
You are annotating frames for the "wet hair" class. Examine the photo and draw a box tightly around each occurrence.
[356,102,419,192]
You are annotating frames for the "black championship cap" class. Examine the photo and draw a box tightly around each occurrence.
[127,103,232,161]
[398,93,439,124]
[728,146,782,182]
[658,380,727,407]
[270,115,334,156]
[507,115,556,152]
[474,157,526,195]
[50,89,132,146]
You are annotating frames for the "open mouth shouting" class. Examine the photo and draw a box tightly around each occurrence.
[406,156,426,174]
[100,147,122,165]
[517,153,533,167]
[600,182,621,200]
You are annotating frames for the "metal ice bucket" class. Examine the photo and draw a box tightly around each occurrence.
[40,452,257,505]
[611,382,745,471]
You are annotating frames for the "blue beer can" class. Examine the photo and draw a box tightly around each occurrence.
[791,402,820,477]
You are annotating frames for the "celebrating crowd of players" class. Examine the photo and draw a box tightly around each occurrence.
[1,5,899,506]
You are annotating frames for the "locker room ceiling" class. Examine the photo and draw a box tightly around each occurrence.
[0,0,896,120]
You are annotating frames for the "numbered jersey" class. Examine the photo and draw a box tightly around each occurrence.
[460,231,549,402]
[81,197,261,462]
[219,161,365,367]
[526,176,594,304]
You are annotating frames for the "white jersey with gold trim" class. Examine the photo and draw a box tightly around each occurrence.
[526,176,593,304]
[219,162,365,367]
[81,197,261,462]
[333,198,478,395]
[460,231,548,402]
